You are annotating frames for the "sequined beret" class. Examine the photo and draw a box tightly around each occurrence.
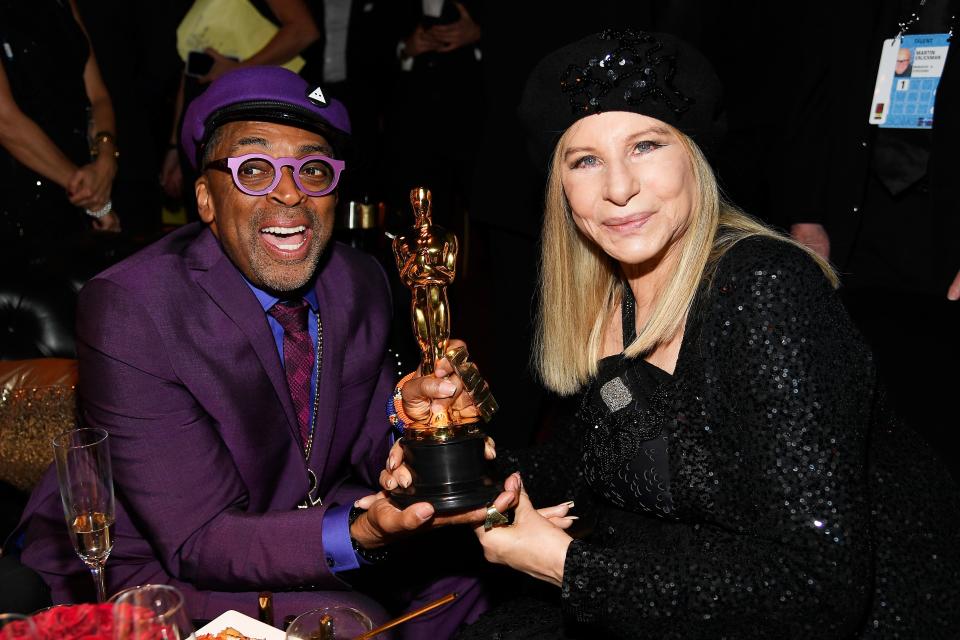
[519,29,726,170]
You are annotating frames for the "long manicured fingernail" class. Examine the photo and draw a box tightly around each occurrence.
[385,478,397,489]
[415,504,433,520]
[400,476,410,488]
[388,457,397,471]
[565,515,579,520]
[565,501,575,508]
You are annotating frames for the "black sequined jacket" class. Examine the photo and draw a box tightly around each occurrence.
[498,235,959,639]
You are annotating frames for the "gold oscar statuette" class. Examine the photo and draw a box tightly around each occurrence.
[389,187,499,513]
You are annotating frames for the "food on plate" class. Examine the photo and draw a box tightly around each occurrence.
[197,627,261,640]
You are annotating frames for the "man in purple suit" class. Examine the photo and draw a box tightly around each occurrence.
[12,67,514,636]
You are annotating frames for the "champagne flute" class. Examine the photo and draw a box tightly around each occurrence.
[0,614,38,640]
[112,584,194,640]
[52,427,116,603]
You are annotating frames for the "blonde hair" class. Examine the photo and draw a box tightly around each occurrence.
[534,125,837,395]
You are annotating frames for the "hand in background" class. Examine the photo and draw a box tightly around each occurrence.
[429,2,481,53]
[790,222,831,261]
[92,211,121,232]
[67,155,116,211]
[403,23,443,58]
[473,473,575,587]
[948,269,960,301]
[199,47,242,84]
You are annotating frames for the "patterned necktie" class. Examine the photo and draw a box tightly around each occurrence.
[268,299,314,450]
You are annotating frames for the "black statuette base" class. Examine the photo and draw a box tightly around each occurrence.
[390,432,501,515]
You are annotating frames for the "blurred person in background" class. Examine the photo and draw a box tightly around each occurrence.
[74,1,186,239]
[160,0,321,221]
[0,0,120,264]
[783,1,959,480]
[379,0,484,227]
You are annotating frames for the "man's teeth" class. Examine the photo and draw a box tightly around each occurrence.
[261,225,307,236]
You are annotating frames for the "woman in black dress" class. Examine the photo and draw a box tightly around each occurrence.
[386,29,960,639]
[0,0,119,259]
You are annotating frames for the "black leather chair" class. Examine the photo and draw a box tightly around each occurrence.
[0,271,78,360]
[0,231,147,613]
[0,550,51,613]
[0,232,150,360]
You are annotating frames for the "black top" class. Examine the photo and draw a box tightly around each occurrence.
[581,283,674,516]
[0,0,91,244]
[462,235,960,639]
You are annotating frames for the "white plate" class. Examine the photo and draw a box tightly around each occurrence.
[195,609,285,640]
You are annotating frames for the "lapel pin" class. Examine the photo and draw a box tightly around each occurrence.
[307,86,327,106]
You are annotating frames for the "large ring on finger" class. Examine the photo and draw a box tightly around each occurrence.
[484,504,510,531]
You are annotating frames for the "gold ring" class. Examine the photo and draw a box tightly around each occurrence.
[484,505,510,531]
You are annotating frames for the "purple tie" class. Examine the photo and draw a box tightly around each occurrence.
[268,299,314,450]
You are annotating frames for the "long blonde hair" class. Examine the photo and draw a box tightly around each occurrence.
[534,125,836,395]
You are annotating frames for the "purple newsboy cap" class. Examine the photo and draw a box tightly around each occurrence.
[181,66,351,168]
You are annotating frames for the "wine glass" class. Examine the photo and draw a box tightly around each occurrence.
[52,427,116,603]
[108,585,145,604]
[112,584,194,640]
[0,613,38,639]
[285,606,373,640]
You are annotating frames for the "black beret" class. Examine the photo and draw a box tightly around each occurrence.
[519,29,727,171]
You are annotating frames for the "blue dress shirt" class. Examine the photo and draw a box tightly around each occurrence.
[245,280,362,573]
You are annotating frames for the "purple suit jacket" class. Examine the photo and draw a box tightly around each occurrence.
[15,223,396,616]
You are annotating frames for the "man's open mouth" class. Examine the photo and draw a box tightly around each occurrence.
[260,225,308,252]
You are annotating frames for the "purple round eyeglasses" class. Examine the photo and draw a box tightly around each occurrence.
[204,153,345,197]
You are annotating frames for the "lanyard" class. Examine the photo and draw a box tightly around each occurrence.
[298,309,324,509]
[895,0,956,38]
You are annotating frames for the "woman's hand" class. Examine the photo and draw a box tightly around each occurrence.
[67,153,116,211]
[474,474,574,587]
[91,211,121,232]
[199,48,242,84]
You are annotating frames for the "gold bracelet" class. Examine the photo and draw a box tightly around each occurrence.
[91,131,119,158]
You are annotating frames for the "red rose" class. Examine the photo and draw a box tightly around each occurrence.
[28,603,134,640]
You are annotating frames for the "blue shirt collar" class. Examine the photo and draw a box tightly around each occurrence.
[243,278,319,313]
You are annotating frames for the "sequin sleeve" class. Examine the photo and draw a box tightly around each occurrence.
[560,237,876,638]
[495,394,595,511]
